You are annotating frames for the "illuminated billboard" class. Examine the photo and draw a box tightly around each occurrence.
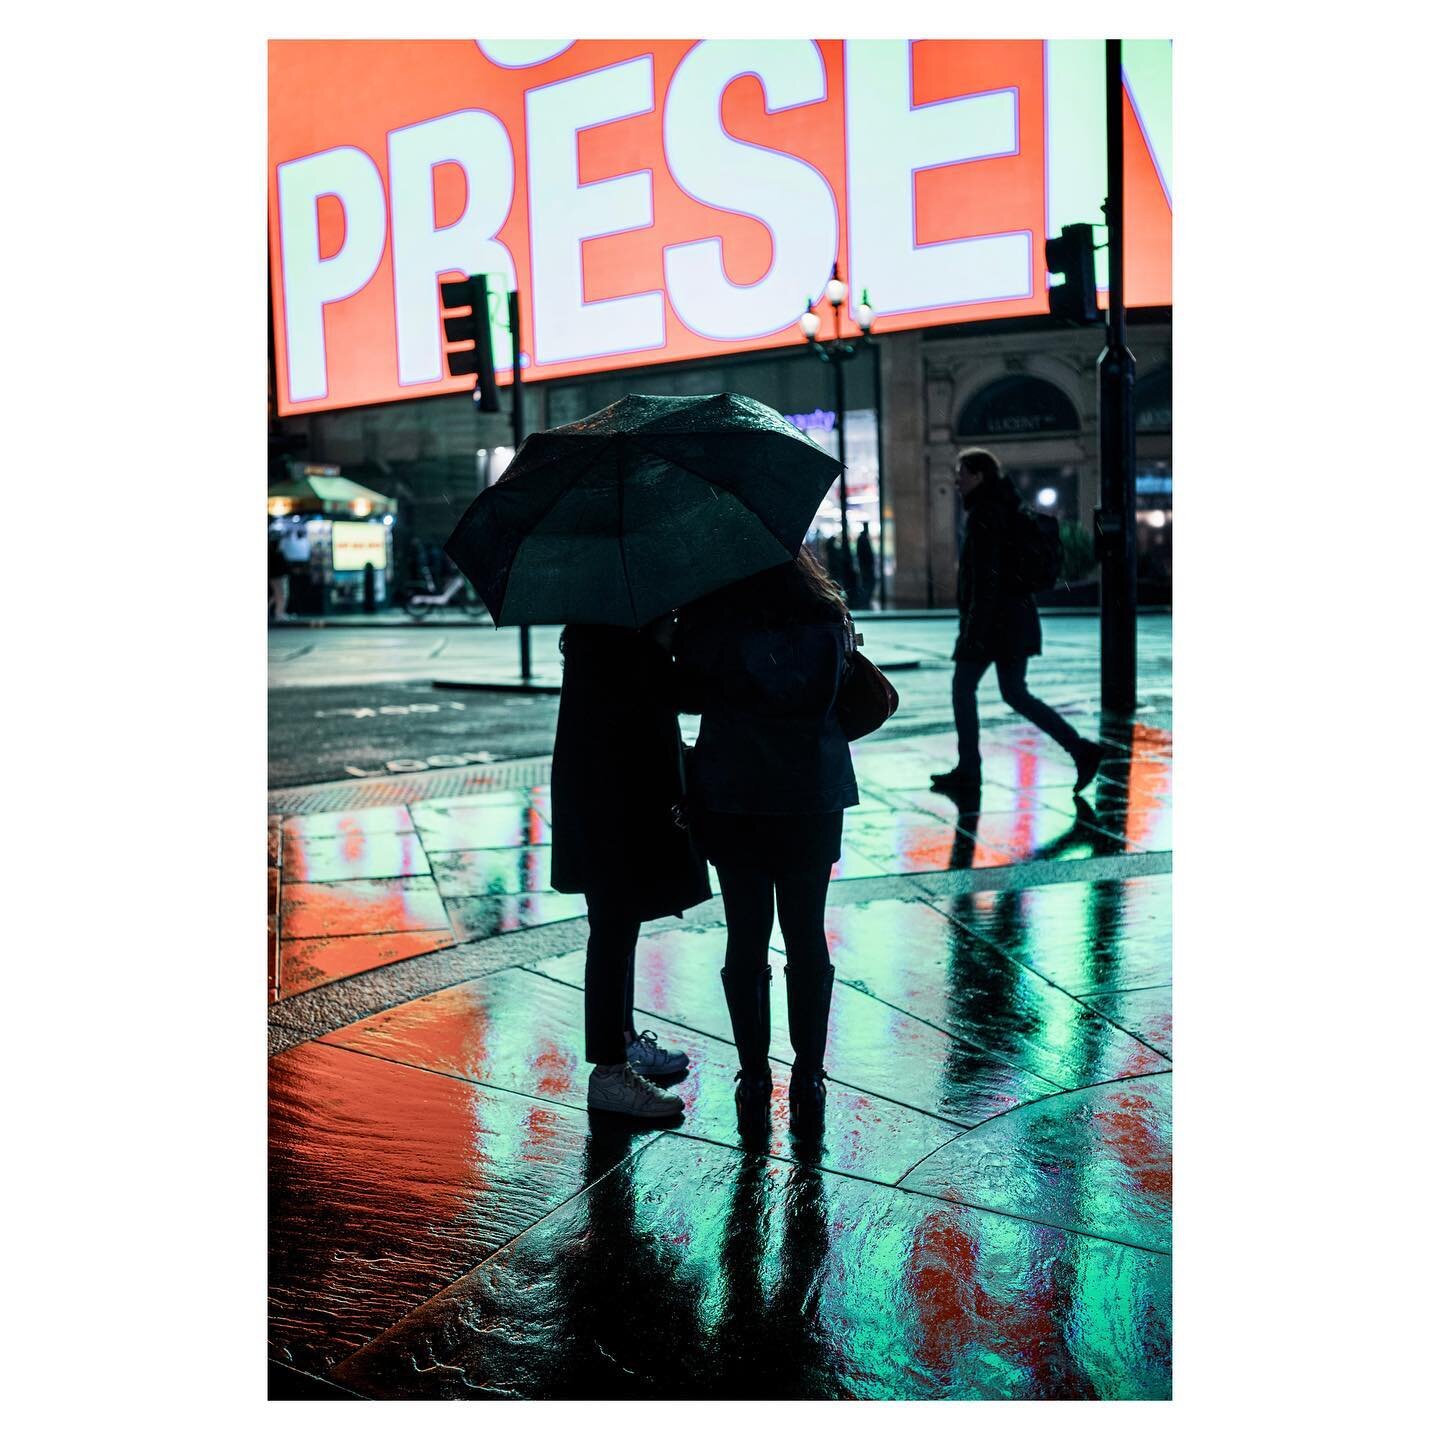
[268,40,1171,415]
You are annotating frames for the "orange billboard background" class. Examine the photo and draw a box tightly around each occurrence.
[268,40,1171,416]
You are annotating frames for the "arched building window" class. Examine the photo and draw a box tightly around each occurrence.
[1135,366,1172,433]
[956,375,1080,438]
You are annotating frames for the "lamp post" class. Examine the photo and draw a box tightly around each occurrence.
[799,264,874,601]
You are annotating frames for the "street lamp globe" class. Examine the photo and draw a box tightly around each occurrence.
[799,309,821,339]
[825,275,847,307]
[856,289,874,332]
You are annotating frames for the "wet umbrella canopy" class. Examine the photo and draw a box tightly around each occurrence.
[443,393,842,627]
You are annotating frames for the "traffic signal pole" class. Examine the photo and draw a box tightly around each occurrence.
[1096,38,1138,712]
[509,288,533,682]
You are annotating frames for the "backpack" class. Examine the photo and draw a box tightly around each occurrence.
[1010,505,1063,592]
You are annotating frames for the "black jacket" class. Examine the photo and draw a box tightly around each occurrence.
[549,625,711,920]
[673,616,859,815]
[954,474,1042,661]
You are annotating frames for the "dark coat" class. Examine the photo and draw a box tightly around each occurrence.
[549,625,712,921]
[954,474,1043,661]
[673,616,858,815]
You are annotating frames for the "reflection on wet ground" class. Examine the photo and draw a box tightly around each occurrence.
[269,717,1173,1397]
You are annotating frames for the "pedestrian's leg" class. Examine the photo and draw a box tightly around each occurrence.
[622,946,637,1039]
[995,658,1085,757]
[775,861,835,1126]
[583,899,640,1065]
[584,899,682,1119]
[952,659,988,774]
[715,864,776,1086]
[618,942,691,1078]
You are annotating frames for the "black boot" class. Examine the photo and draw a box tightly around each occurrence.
[721,965,773,1109]
[1072,740,1105,794]
[785,963,834,1132]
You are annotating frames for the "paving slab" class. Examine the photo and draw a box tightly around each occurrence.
[279,875,451,939]
[900,1075,1173,1253]
[330,1133,1171,1400]
[1079,986,1173,1059]
[279,930,457,998]
[281,829,433,883]
[844,809,1020,871]
[1087,787,1173,851]
[411,798,551,851]
[320,967,962,1184]
[281,806,415,839]
[942,874,1171,996]
[825,897,1170,1091]
[269,1041,630,1374]
[444,890,590,941]
[430,845,554,898]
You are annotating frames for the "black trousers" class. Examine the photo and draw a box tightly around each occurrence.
[583,897,639,1065]
[953,656,1084,773]
[713,861,833,980]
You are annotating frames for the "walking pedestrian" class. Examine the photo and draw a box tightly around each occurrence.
[931,448,1105,795]
[550,621,712,1121]
[855,522,876,610]
[674,550,858,1134]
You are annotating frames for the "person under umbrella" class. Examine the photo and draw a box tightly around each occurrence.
[672,550,857,1136]
[549,617,709,1120]
[445,393,842,1122]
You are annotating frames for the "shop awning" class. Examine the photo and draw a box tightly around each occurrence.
[268,474,396,517]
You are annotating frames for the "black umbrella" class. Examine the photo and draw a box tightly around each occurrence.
[443,392,842,627]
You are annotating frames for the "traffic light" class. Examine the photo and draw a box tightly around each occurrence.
[1045,223,1098,323]
[440,273,501,412]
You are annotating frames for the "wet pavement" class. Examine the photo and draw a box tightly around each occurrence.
[269,623,1172,1400]
[268,612,1172,785]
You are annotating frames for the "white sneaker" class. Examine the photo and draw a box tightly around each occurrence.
[587,1062,684,1119]
[625,1029,690,1077]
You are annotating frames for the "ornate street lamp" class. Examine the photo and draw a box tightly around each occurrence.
[799,263,874,600]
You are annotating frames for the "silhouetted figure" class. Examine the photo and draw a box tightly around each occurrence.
[267,533,289,621]
[279,520,313,614]
[855,522,876,609]
[551,623,711,1121]
[675,551,857,1135]
[931,448,1104,796]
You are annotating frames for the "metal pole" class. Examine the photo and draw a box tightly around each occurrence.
[872,336,886,609]
[834,352,849,546]
[1096,37,1138,712]
[509,288,533,681]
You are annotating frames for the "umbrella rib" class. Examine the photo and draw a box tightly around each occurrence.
[625,437,843,536]
[495,436,617,625]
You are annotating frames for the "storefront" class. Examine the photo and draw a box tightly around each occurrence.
[877,314,1171,607]
[267,467,397,613]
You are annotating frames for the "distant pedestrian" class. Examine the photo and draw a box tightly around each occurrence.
[931,448,1104,795]
[674,550,857,1134]
[550,621,711,1121]
[267,534,289,621]
[855,522,876,609]
[279,521,313,614]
